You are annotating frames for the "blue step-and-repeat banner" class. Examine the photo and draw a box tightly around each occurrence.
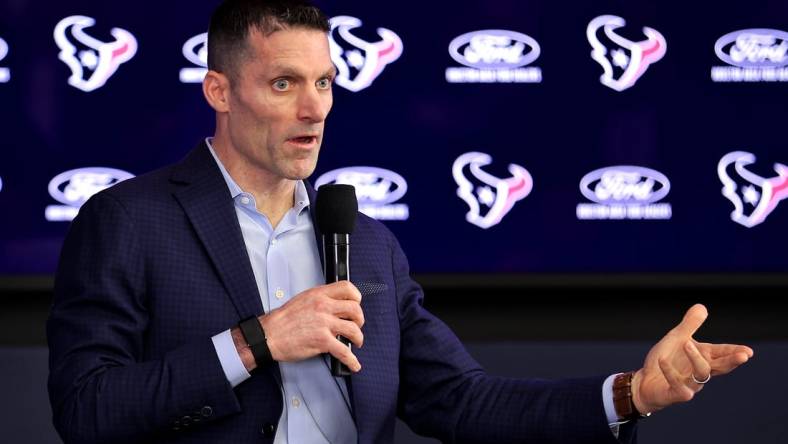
[0,0,786,276]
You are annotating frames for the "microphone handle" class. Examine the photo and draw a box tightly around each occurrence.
[324,234,352,377]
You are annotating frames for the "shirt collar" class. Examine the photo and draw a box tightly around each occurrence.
[205,137,311,215]
[293,177,310,214]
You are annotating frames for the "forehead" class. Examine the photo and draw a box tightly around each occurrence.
[245,27,334,75]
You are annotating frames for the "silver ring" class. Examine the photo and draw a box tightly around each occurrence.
[692,373,711,384]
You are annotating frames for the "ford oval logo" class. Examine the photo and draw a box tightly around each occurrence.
[715,29,788,68]
[182,32,208,67]
[315,167,407,205]
[449,29,540,69]
[580,166,670,205]
[48,167,134,206]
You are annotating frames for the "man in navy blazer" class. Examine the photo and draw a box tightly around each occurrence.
[47,1,754,443]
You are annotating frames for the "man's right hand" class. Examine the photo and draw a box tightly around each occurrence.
[255,280,365,372]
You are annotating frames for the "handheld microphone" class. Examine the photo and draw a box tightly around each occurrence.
[315,184,358,376]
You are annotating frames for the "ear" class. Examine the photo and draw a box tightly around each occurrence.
[203,70,231,113]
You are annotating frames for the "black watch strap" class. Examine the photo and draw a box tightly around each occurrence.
[238,316,273,368]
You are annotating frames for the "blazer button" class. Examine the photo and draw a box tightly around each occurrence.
[200,406,213,418]
[261,422,276,437]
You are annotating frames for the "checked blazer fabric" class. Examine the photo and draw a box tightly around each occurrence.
[47,141,636,444]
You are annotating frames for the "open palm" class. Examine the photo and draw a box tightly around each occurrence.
[632,304,754,414]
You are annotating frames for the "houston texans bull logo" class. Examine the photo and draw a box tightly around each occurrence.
[586,15,666,92]
[718,151,788,228]
[54,15,138,92]
[452,152,533,229]
[328,16,403,92]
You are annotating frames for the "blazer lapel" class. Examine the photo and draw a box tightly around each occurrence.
[170,142,263,319]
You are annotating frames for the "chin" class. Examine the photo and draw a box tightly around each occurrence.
[286,167,317,181]
[290,159,319,180]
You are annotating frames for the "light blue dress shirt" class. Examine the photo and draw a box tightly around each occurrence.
[206,139,357,444]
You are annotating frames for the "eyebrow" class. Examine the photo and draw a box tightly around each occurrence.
[325,66,338,78]
[268,65,337,80]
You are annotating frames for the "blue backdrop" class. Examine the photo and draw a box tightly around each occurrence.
[0,0,786,276]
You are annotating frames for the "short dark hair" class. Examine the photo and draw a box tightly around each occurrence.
[208,0,330,80]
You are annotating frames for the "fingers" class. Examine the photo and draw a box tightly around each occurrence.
[698,342,754,360]
[332,318,364,349]
[671,304,708,338]
[313,284,365,327]
[709,352,752,375]
[331,299,365,328]
[740,346,754,359]
[684,340,711,381]
[326,333,362,372]
[658,357,695,402]
[696,342,754,375]
[324,280,362,303]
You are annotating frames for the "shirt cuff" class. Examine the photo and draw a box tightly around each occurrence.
[603,373,622,424]
[212,329,252,388]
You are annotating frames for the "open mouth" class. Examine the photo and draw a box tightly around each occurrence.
[288,136,317,145]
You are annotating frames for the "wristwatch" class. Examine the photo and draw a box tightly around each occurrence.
[612,371,651,422]
[238,316,273,369]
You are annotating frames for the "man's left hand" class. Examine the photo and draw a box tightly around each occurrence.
[631,303,754,415]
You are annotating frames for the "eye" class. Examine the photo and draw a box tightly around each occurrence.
[316,77,332,90]
[273,79,290,91]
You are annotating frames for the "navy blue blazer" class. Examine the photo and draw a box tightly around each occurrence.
[48,142,634,443]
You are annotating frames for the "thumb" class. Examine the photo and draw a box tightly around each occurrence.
[671,303,708,338]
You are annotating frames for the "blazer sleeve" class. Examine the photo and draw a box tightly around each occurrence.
[389,232,637,444]
[47,191,242,444]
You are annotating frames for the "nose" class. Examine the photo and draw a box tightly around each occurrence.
[296,85,331,124]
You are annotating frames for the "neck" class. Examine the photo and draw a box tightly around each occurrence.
[211,137,296,229]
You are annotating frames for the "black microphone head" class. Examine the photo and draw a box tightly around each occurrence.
[315,184,358,234]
